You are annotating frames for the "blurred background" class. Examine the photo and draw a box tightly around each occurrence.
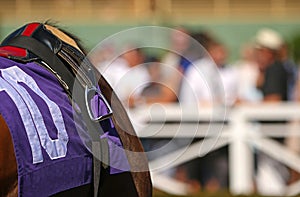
[2,1,300,197]
[1,0,300,61]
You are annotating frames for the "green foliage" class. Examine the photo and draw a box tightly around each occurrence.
[291,33,300,65]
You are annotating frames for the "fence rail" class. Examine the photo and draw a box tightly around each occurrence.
[128,103,300,196]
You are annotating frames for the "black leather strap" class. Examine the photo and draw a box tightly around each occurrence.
[3,35,74,97]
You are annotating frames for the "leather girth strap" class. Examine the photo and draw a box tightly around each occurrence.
[6,36,74,95]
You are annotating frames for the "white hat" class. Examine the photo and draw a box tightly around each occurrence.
[255,28,283,50]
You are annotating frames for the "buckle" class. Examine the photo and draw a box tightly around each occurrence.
[85,85,113,122]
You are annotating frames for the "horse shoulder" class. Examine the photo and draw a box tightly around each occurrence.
[0,115,18,197]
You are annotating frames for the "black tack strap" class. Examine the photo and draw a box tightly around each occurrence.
[3,35,75,97]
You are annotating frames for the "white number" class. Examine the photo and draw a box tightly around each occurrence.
[0,66,69,164]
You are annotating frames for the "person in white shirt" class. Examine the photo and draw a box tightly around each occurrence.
[99,48,150,108]
[178,40,237,191]
[233,43,262,103]
[180,41,238,107]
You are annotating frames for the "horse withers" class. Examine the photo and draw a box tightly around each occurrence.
[0,22,152,197]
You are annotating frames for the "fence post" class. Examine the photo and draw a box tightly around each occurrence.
[229,108,254,195]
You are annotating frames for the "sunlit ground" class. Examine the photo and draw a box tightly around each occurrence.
[153,189,300,197]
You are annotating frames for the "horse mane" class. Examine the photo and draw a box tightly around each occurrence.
[44,20,87,55]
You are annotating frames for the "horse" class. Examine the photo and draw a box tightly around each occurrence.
[0,22,152,197]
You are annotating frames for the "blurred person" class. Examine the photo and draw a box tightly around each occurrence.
[141,56,163,98]
[161,27,190,79]
[99,47,150,108]
[280,42,300,185]
[279,42,298,101]
[180,40,238,107]
[144,28,213,104]
[254,28,292,195]
[155,27,191,103]
[140,30,216,193]
[255,28,288,102]
[234,43,262,103]
[90,42,116,70]
[179,40,237,191]
[177,31,213,75]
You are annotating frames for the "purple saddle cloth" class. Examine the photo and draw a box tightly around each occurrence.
[0,57,130,196]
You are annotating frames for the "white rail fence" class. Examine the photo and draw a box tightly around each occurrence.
[128,103,300,196]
